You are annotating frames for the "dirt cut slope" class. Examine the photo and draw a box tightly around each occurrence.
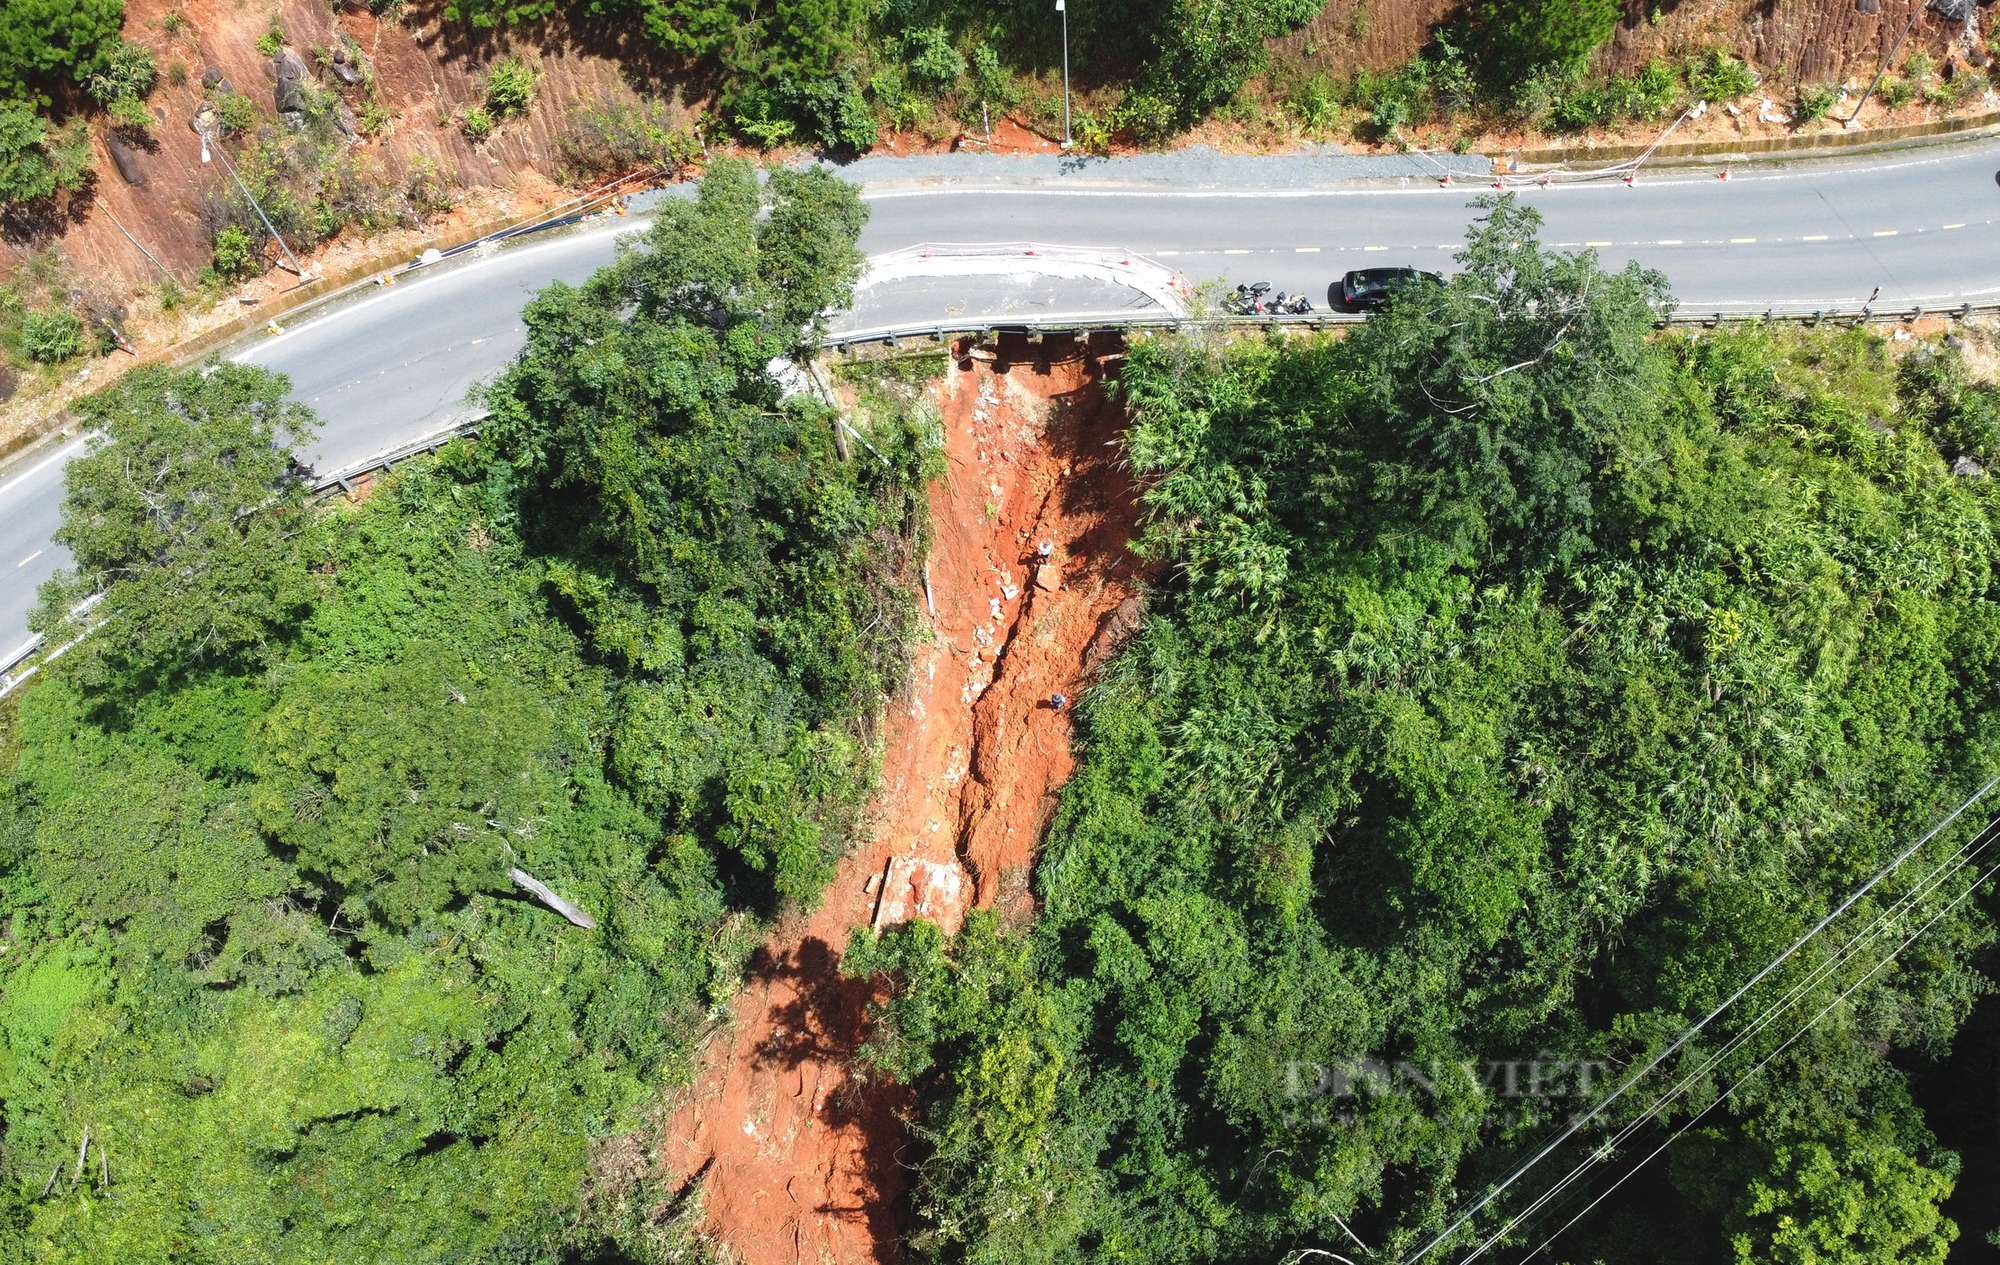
[663,334,1152,1265]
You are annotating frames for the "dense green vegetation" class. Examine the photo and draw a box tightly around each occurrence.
[849,198,2000,1263]
[425,0,1905,150]
[0,0,140,215]
[0,0,124,105]
[434,0,1338,147]
[0,158,933,1260]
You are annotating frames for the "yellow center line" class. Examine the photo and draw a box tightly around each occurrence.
[1156,250,1179,255]
[1365,245,1388,251]
[1585,240,1612,246]
[1657,239,1683,246]
[1223,248,1250,255]
[1436,244,1456,249]
[17,551,41,568]
[1944,223,1966,230]
[1730,237,1756,243]
[1874,230,1897,237]
[1295,247,1320,253]
[1803,234,1829,241]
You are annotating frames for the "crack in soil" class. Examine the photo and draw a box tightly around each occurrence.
[664,335,1151,1265]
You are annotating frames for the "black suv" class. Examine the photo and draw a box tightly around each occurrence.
[1332,267,1442,312]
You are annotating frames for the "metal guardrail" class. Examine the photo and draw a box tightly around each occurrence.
[0,593,104,701]
[823,298,2000,356]
[0,419,491,701]
[0,636,40,685]
[306,413,488,500]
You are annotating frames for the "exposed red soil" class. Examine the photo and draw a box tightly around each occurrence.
[3,0,684,291]
[1273,0,1979,89]
[663,335,1152,1265]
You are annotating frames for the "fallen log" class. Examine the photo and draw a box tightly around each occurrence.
[508,867,597,929]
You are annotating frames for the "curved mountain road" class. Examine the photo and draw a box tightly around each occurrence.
[5,138,2000,660]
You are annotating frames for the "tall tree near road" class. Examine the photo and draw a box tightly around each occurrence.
[33,362,318,685]
[484,156,925,911]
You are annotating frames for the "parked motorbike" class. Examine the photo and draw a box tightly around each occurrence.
[1225,283,1312,316]
[1226,281,1273,314]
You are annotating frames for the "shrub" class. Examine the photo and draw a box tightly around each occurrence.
[1612,57,1683,120]
[1691,49,1757,102]
[460,103,494,141]
[1509,68,1560,123]
[1140,0,1322,127]
[967,42,1021,113]
[83,37,154,105]
[733,94,796,148]
[1900,344,2000,463]
[154,274,185,313]
[1369,95,1409,139]
[106,93,152,134]
[1796,82,1839,122]
[215,90,257,136]
[1429,56,1477,119]
[1546,80,1610,131]
[904,26,964,92]
[484,55,538,116]
[1118,91,1179,145]
[868,70,929,131]
[255,27,283,58]
[1479,0,1621,78]
[1072,108,1111,153]
[403,155,454,218]
[560,96,697,175]
[205,224,260,283]
[1289,73,1339,133]
[0,104,90,206]
[356,94,392,136]
[1540,62,1683,132]
[1881,78,1917,108]
[20,307,83,363]
[789,72,876,152]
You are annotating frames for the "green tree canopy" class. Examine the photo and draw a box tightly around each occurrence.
[851,198,1998,1264]
[483,157,922,909]
[0,99,90,207]
[35,362,318,680]
[0,0,125,104]
[1478,0,1623,77]
[0,162,929,1260]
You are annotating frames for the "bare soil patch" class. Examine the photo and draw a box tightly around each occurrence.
[664,335,1151,1265]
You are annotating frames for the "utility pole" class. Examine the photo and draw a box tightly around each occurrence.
[1058,0,1072,150]
[1847,0,1924,127]
[197,117,312,283]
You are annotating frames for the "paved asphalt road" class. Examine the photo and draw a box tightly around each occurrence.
[6,138,2000,658]
[860,140,2000,312]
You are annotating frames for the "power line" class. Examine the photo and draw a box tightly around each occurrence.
[1516,849,2000,1264]
[1407,771,2000,1264]
[1452,812,2000,1263]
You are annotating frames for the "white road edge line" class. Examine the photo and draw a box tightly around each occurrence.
[232,217,654,361]
[0,434,92,504]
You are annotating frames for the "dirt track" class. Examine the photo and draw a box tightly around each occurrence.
[664,338,1150,1265]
